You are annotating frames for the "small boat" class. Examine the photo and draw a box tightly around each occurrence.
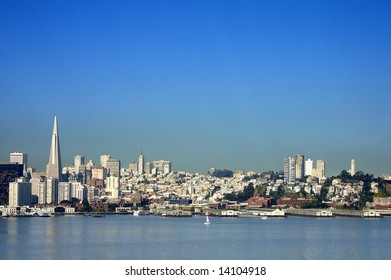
[133,210,149,216]
[1,211,9,217]
[261,216,268,220]
[90,213,106,218]
[38,209,50,217]
[161,213,167,218]
[204,214,211,225]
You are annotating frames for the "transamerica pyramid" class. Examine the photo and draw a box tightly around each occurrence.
[46,116,62,181]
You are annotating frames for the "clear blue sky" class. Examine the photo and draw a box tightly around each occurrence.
[1,0,391,175]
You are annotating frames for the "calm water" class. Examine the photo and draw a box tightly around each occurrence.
[1,215,390,260]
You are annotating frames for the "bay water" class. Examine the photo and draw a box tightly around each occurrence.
[1,215,390,260]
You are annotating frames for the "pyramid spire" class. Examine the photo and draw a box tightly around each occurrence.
[46,115,62,181]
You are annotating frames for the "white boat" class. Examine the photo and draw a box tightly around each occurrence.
[204,215,211,225]
[261,216,268,220]
[133,210,149,216]
[38,209,50,217]
[1,211,9,217]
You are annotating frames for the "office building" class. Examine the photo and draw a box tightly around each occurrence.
[46,116,63,181]
[295,154,304,180]
[8,178,31,207]
[10,152,28,175]
[152,160,171,175]
[74,155,85,173]
[305,158,313,176]
[313,160,326,179]
[38,181,47,205]
[284,157,296,183]
[106,176,120,199]
[145,162,152,175]
[100,155,111,168]
[58,182,72,203]
[92,166,107,180]
[0,163,23,205]
[106,158,121,177]
[46,177,58,204]
[138,153,145,174]
[129,162,138,175]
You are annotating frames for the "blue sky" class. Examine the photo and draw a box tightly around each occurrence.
[1,0,391,175]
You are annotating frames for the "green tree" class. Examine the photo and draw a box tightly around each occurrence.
[82,199,92,212]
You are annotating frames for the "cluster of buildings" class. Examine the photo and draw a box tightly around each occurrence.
[1,116,391,214]
[0,117,172,211]
[283,154,356,184]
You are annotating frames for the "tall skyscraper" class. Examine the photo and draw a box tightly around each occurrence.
[138,153,145,175]
[10,152,28,175]
[284,157,296,183]
[305,158,313,176]
[46,116,63,181]
[295,153,304,180]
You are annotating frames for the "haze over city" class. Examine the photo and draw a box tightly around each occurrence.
[1,0,391,176]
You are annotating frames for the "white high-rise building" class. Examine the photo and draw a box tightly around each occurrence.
[138,153,145,174]
[92,166,107,180]
[46,177,58,204]
[284,157,296,183]
[313,160,325,179]
[295,154,304,180]
[106,176,120,199]
[100,155,111,168]
[74,155,85,172]
[152,160,172,175]
[58,182,71,203]
[106,158,121,177]
[38,181,47,205]
[64,181,87,201]
[46,116,63,181]
[10,152,28,175]
[128,162,138,175]
[8,179,31,207]
[305,158,313,176]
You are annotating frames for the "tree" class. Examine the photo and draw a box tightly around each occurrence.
[82,199,92,212]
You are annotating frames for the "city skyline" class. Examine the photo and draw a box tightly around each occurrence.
[1,0,391,175]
